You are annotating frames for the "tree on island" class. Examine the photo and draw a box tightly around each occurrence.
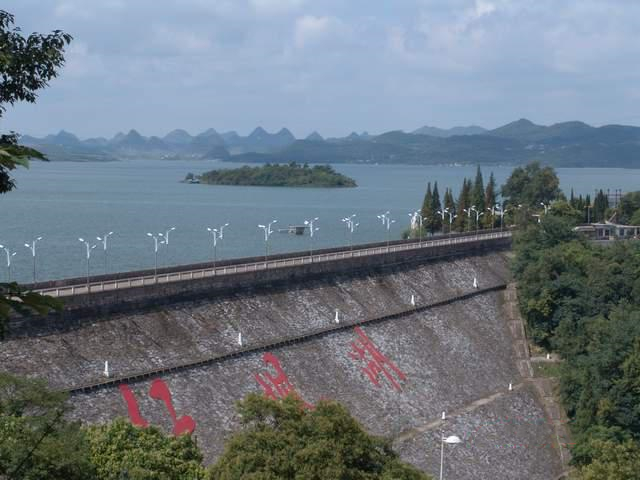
[208,394,432,480]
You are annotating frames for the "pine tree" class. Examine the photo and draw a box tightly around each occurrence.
[484,172,497,228]
[472,166,485,214]
[432,181,442,232]
[421,182,434,234]
[455,178,471,231]
[570,188,575,207]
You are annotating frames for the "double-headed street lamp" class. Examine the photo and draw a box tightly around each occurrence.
[78,237,97,287]
[206,226,224,271]
[258,220,277,264]
[146,233,165,281]
[444,208,457,235]
[494,204,510,231]
[217,223,229,258]
[341,214,358,252]
[0,245,16,282]
[23,236,42,285]
[540,202,550,215]
[96,231,114,274]
[439,434,462,480]
[409,211,426,243]
[159,227,176,264]
[469,205,483,232]
[303,217,319,260]
[377,211,396,251]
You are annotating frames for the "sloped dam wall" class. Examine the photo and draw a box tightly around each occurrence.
[0,250,564,479]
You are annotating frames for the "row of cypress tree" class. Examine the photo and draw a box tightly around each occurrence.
[417,166,498,234]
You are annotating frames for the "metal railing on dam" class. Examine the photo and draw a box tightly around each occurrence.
[36,230,511,298]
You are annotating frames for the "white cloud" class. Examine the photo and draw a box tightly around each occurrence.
[250,0,305,15]
[293,15,335,49]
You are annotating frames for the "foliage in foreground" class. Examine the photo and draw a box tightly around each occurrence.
[0,9,70,336]
[208,394,431,480]
[0,373,93,480]
[86,419,205,480]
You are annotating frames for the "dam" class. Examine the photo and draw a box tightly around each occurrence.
[0,231,567,479]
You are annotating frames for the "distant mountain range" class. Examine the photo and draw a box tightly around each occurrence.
[19,119,640,168]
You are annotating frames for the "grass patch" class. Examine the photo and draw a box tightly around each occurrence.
[533,362,563,378]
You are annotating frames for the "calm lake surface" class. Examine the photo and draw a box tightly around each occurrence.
[1,160,639,283]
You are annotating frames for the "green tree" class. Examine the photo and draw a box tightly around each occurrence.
[471,165,485,215]
[0,9,69,336]
[455,178,471,232]
[421,182,434,234]
[431,181,442,232]
[87,418,204,480]
[501,161,561,208]
[208,394,432,480]
[483,172,497,228]
[572,440,640,480]
[0,373,93,480]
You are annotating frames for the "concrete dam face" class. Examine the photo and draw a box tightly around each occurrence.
[0,251,564,479]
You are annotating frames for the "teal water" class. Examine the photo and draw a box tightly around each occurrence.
[1,160,638,282]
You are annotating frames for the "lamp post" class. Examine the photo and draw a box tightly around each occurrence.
[439,434,461,480]
[445,209,456,236]
[409,211,425,243]
[96,231,114,274]
[341,215,358,252]
[495,204,507,231]
[377,211,396,251]
[436,209,446,235]
[258,220,277,265]
[540,202,549,215]
[23,236,42,285]
[206,227,221,271]
[146,233,165,282]
[159,227,176,266]
[0,245,16,282]
[217,223,229,259]
[470,206,483,232]
[78,238,97,287]
[462,208,473,232]
[303,217,319,261]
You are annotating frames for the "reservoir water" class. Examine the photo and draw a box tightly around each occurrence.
[1,159,639,283]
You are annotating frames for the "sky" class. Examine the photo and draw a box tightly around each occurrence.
[3,0,640,139]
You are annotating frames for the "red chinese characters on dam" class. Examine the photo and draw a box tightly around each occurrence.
[119,379,196,435]
[255,352,313,408]
[348,326,407,391]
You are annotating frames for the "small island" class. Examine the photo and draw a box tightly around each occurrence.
[186,162,357,188]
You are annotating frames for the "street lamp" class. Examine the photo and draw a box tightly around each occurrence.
[206,227,221,271]
[23,236,42,285]
[540,202,549,215]
[444,209,457,236]
[436,209,447,235]
[0,245,16,282]
[303,217,319,260]
[494,204,507,231]
[78,238,97,287]
[146,233,165,281]
[96,231,114,274]
[462,207,473,232]
[159,227,176,265]
[439,434,462,480]
[341,215,358,252]
[469,205,483,232]
[377,211,396,251]
[217,223,229,259]
[258,220,277,264]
